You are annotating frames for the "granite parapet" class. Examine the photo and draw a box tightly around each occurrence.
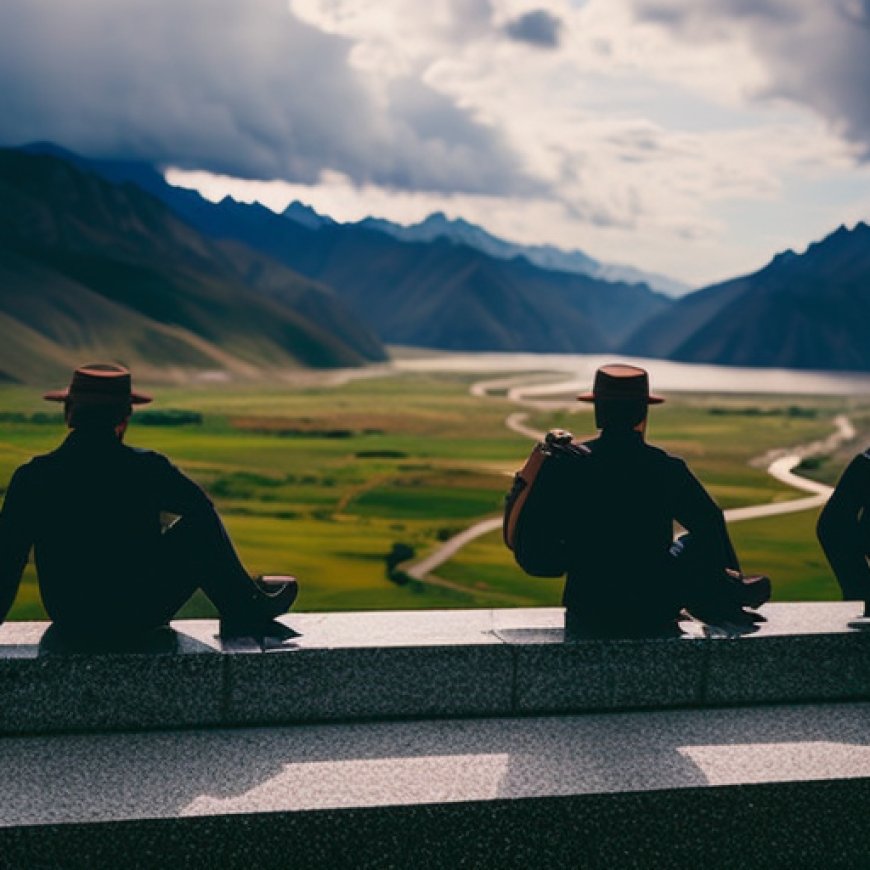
[1,603,870,734]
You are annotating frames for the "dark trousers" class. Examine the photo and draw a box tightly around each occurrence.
[51,507,262,646]
[564,534,735,638]
[139,509,261,626]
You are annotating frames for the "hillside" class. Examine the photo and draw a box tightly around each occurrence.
[0,149,386,383]
[623,223,870,371]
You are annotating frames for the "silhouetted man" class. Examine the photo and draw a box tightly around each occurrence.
[817,449,870,617]
[0,363,297,646]
[561,364,769,636]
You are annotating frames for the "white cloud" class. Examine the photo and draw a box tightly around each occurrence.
[2,0,869,284]
[629,0,870,155]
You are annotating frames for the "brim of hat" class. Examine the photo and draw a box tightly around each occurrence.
[576,392,665,404]
[43,389,153,405]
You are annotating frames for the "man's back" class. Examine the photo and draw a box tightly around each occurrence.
[562,428,731,620]
[1,428,210,626]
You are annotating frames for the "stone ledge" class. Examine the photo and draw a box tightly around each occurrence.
[2,702,870,868]
[1,603,869,734]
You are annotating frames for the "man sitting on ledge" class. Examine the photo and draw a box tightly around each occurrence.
[817,449,870,621]
[0,363,298,647]
[562,364,769,637]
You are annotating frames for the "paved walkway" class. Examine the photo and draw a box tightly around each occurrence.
[4,701,870,826]
[406,378,855,581]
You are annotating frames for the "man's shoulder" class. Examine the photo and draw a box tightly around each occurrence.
[640,441,694,479]
[584,435,687,467]
[840,448,870,472]
[121,444,174,468]
[645,440,685,462]
[13,446,64,476]
[124,444,167,460]
[842,448,870,479]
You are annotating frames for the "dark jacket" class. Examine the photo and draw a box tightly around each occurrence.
[817,449,870,601]
[0,428,214,627]
[561,428,738,618]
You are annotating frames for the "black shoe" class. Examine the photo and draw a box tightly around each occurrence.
[744,609,767,623]
[219,576,298,638]
[725,570,771,609]
[252,575,299,617]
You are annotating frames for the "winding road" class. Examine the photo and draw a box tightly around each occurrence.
[406,375,856,581]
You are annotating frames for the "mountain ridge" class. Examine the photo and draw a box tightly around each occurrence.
[355,210,691,297]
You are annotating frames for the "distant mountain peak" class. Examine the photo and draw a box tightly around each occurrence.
[282,200,335,230]
[418,211,477,232]
[421,211,449,224]
[769,248,797,267]
[824,221,870,242]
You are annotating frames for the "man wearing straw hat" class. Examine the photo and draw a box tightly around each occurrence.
[0,363,297,645]
[563,363,769,636]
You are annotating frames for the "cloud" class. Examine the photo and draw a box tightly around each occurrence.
[0,0,532,195]
[3,0,866,285]
[504,9,564,46]
[629,0,870,158]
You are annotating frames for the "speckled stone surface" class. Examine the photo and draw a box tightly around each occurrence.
[704,602,870,704]
[503,630,708,712]
[3,702,870,822]
[225,610,514,723]
[3,704,870,867]
[0,621,224,734]
[497,602,870,712]
[3,603,870,735]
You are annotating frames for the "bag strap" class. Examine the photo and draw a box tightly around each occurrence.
[503,442,548,550]
[503,429,589,551]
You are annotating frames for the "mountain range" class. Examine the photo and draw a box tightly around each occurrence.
[21,144,670,355]
[357,212,690,297]
[3,142,870,377]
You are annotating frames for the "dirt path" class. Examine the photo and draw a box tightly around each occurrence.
[405,378,856,581]
[724,414,853,522]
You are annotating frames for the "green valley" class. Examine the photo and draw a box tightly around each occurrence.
[0,371,865,619]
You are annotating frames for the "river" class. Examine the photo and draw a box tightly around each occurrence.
[392,351,870,397]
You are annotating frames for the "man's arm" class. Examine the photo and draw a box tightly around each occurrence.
[672,459,740,572]
[0,466,35,626]
[817,453,870,602]
[150,453,217,518]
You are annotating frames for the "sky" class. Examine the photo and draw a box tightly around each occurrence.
[1,0,870,287]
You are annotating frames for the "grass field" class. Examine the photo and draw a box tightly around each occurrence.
[1,372,866,620]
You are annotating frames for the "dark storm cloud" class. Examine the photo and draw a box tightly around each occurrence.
[631,0,870,158]
[505,9,564,48]
[448,0,495,36]
[0,0,535,195]
[637,0,799,28]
